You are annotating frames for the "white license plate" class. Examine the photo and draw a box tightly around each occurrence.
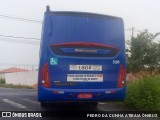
[67,74,103,82]
[69,65,102,71]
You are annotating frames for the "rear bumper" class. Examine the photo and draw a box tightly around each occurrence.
[38,85,126,102]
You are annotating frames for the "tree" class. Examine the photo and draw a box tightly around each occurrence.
[126,29,160,74]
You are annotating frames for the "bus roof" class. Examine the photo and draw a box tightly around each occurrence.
[45,6,122,21]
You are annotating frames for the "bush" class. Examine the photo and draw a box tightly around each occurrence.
[0,84,33,89]
[0,78,5,84]
[124,76,160,111]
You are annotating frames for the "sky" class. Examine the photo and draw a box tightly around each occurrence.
[0,0,160,69]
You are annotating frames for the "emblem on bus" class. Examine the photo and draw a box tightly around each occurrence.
[50,58,58,65]
[75,49,97,53]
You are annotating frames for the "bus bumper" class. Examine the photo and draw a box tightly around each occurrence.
[38,86,126,102]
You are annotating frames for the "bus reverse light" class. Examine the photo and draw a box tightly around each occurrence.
[41,63,51,88]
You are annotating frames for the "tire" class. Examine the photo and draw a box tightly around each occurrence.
[40,102,47,107]
[80,102,98,108]
[89,102,98,107]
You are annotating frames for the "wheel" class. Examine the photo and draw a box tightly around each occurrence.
[80,102,98,108]
[40,102,47,107]
[89,102,98,107]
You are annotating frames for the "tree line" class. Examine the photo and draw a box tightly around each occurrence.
[126,29,160,74]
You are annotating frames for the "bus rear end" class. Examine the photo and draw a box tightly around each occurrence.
[38,7,126,106]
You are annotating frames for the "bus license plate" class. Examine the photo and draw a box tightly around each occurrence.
[69,65,102,71]
[77,93,92,99]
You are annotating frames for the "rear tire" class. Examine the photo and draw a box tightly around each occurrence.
[40,102,47,107]
[89,102,98,107]
[80,102,98,108]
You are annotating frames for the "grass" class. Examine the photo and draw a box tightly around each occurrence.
[0,84,33,89]
[0,83,33,89]
[0,78,34,89]
[0,78,5,84]
[124,75,160,111]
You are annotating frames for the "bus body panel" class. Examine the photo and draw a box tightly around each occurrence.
[38,11,126,102]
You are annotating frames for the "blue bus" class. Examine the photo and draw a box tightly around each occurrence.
[38,6,126,107]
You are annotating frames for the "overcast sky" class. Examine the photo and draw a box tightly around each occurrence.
[0,0,160,69]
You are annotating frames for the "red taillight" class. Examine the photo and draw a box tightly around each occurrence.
[117,64,125,88]
[41,63,50,88]
[49,42,118,50]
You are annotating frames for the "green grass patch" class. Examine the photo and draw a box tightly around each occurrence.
[124,75,160,111]
[0,79,33,89]
[0,83,33,89]
[0,78,5,84]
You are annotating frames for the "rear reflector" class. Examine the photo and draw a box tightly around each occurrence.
[105,90,115,94]
[41,63,50,88]
[52,90,64,94]
[117,64,125,88]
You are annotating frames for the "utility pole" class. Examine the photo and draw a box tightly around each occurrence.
[27,65,28,70]
[126,27,135,39]
[32,65,34,71]
[131,27,134,39]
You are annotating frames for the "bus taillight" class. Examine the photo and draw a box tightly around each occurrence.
[117,64,125,88]
[41,63,50,88]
